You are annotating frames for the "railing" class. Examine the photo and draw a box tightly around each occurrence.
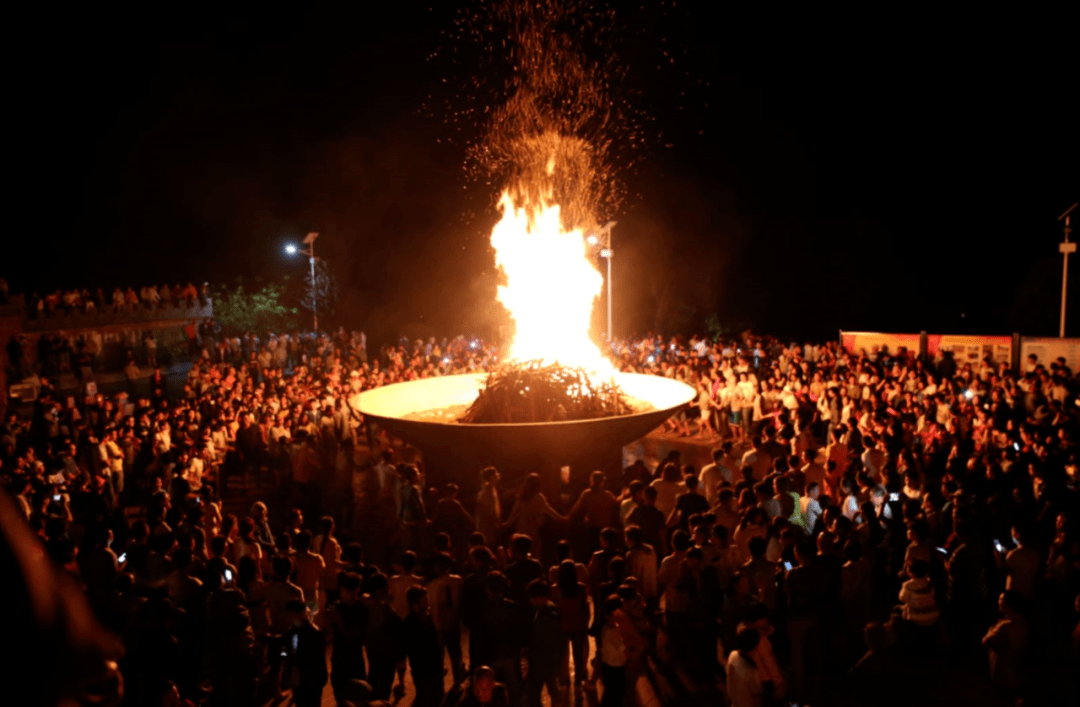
[20,300,214,332]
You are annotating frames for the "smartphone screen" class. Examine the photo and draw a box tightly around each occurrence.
[994,540,1005,553]
[224,569,233,582]
[783,561,793,571]
[118,553,127,564]
[936,547,948,555]
[889,492,900,502]
[53,494,61,502]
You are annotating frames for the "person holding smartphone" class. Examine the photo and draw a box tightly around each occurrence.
[284,600,327,707]
[995,525,1040,601]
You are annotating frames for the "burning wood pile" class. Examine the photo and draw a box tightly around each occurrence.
[458,360,632,424]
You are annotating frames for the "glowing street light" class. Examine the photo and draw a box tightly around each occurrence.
[284,243,298,255]
[586,235,598,246]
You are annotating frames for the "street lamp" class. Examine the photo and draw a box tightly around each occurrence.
[1060,203,1077,338]
[586,221,617,341]
[284,232,320,332]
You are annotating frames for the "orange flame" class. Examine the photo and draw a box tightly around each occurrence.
[491,190,613,376]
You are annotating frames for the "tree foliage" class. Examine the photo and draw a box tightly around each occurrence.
[212,279,298,334]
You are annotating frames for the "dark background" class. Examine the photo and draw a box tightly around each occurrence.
[8,3,1078,343]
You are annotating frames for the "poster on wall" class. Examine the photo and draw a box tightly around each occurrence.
[926,334,1012,366]
[840,332,920,358]
[1020,337,1080,373]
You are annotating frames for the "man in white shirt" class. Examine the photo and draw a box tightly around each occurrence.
[741,437,771,481]
[699,444,734,507]
[726,625,764,707]
[801,483,823,535]
[624,526,659,602]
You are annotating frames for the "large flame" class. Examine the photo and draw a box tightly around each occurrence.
[491,190,613,377]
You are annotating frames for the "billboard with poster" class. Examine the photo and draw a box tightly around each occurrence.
[1019,337,1080,374]
[840,332,920,358]
[926,334,1012,367]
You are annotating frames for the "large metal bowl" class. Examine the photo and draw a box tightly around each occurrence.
[356,372,695,475]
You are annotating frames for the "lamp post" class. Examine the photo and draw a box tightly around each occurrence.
[586,221,617,341]
[1060,204,1077,338]
[285,231,320,332]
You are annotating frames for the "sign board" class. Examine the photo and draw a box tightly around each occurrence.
[840,332,920,357]
[927,334,1012,366]
[1060,242,1077,254]
[8,383,37,402]
[1020,337,1080,374]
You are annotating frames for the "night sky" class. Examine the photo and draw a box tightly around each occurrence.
[10,3,1078,343]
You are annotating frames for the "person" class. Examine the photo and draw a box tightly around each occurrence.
[548,539,590,586]
[997,525,1040,601]
[743,536,778,612]
[699,445,733,506]
[524,580,562,707]
[982,590,1029,697]
[473,572,523,703]
[619,480,644,526]
[745,603,784,703]
[313,516,342,607]
[506,534,545,607]
[362,573,403,702]
[427,551,465,685]
[800,482,823,536]
[292,530,325,616]
[456,665,510,707]
[432,483,475,560]
[403,585,445,707]
[475,466,502,544]
[649,462,684,518]
[726,624,763,707]
[898,559,939,628]
[668,473,710,533]
[598,596,627,707]
[785,539,828,698]
[502,473,564,559]
[626,485,667,557]
[325,572,369,702]
[741,436,772,481]
[623,525,659,603]
[552,560,591,687]
[387,551,424,621]
[284,600,328,707]
[265,556,304,636]
[568,470,621,556]
[397,464,428,552]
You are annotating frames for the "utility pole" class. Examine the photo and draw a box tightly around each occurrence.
[303,232,319,332]
[1060,204,1077,338]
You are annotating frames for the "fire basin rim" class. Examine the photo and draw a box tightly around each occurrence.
[355,371,696,431]
[356,372,695,470]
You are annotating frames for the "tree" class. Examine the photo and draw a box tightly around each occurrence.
[212,279,298,334]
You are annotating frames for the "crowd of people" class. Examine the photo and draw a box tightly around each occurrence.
[7,282,209,318]
[3,324,1080,707]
